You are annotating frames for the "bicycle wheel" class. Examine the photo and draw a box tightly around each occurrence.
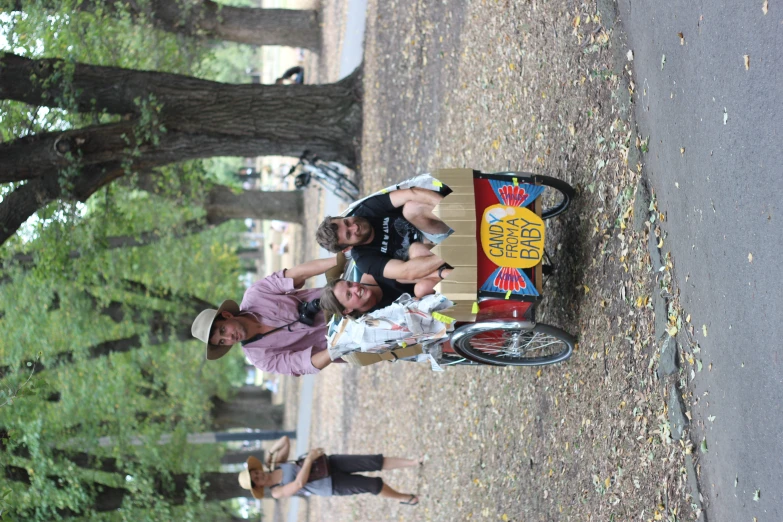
[334,185,357,203]
[294,173,310,189]
[314,173,340,192]
[319,164,359,196]
[450,321,575,366]
[437,352,483,366]
[339,176,360,198]
[486,173,574,219]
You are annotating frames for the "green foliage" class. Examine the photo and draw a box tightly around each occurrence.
[0,5,273,517]
[202,42,258,84]
[0,229,248,519]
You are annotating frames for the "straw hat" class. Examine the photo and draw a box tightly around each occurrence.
[237,455,266,499]
[191,299,240,361]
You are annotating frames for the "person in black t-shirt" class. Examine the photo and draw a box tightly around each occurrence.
[315,188,453,285]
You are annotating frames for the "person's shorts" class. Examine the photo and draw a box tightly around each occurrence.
[421,228,454,244]
[329,454,384,496]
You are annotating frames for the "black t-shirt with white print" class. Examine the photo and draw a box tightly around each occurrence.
[349,193,421,280]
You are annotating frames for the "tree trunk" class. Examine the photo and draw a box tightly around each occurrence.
[146,1,321,50]
[236,247,261,260]
[9,442,124,474]
[210,386,284,431]
[5,218,217,270]
[10,0,321,49]
[0,53,360,247]
[206,187,304,224]
[0,323,191,379]
[128,172,305,224]
[0,54,362,167]
[220,448,265,466]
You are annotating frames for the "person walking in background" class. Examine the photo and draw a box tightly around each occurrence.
[275,66,305,85]
[238,436,421,505]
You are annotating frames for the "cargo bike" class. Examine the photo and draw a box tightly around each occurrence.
[333,168,578,368]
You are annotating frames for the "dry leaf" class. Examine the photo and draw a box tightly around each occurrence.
[762,0,768,14]
[744,55,750,70]
[702,324,708,337]
[678,32,685,45]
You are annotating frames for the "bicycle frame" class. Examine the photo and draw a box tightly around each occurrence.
[284,152,358,202]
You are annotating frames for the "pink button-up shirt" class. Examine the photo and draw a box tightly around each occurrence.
[239,270,326,376]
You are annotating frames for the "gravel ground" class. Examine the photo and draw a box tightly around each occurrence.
[300,1,698,521]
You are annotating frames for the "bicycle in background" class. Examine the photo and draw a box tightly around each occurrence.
[284,151,360,203]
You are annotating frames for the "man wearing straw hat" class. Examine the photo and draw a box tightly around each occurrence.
[191,256,341,376]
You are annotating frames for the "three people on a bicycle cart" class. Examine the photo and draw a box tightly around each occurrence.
[191,169,576,374]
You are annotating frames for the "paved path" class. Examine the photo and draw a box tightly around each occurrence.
[617,1,782,520]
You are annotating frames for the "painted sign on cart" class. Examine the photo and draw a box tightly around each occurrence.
[477,179,545,297]
[480,205,544,269]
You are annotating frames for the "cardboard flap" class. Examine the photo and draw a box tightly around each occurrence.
[437,300,479,323]
[432,168,476,188]
[430,172,479,302]
[341,344,424,367]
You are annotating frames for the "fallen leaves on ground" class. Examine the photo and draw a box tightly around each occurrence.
[304,0,698,520]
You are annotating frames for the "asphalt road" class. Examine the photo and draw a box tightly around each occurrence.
[616,0,782,520]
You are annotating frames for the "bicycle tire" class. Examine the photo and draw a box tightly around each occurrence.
[334,186,357,203]
[437,352,483,366]
[450,321,575,366]
[484,172,575,219]
[314,174,340,192]
[339,176,360,198]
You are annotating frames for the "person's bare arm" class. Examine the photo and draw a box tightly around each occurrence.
[382,255,444,281]
[284,257,338,288]
[310,349,333,370]
[389,187,443,208]
[266,436,291,467]
[271,448,324,499]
